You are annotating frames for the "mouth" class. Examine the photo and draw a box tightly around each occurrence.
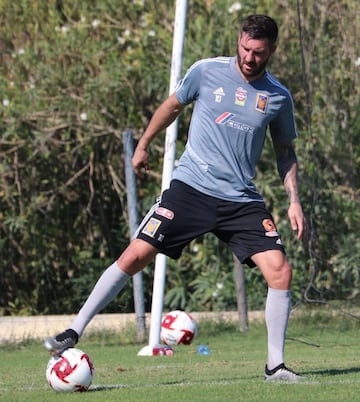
[242,63,255,74]
[244,62,254,70]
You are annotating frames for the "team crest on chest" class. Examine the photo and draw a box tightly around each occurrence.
[255,93,269,113]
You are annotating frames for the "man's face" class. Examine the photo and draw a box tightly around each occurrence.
[236,32,276,81]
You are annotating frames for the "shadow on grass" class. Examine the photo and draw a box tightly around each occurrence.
[88,384,127,392]
[304,366,360,377]
[88,381,191,392]
[88,376,251,392]
[85,367,360,392]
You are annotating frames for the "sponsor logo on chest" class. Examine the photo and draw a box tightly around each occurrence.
[235,87,247,106]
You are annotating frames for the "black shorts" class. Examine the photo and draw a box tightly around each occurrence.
[135,180,285,267]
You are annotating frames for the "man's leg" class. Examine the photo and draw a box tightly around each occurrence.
[69,261,130,337]
[264,287,291,369]
[252,250,301,381]
[44,240,157,354]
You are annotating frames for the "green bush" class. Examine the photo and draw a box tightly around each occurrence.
[0,0,358,314]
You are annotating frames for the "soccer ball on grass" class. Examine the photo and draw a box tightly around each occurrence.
[46,348,94,392]
[160,310,197,346]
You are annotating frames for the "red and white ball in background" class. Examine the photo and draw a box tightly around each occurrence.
[152,344,174,356]
[46,348,94,393]
[160,310,197,346]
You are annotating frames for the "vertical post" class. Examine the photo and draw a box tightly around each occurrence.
[148,0,188,348]
[233,254,248,332]
[123,130,146,343]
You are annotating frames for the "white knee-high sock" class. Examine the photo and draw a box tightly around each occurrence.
[69,262,130,337]
[265,287,291,370]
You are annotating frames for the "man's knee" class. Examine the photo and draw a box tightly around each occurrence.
[267,260,292,290]
[117,239,158,275]
[252,250,292,290]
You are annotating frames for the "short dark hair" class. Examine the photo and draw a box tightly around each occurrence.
[240,15,278,47]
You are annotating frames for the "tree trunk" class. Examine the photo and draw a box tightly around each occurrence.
[123,130,146,343]
[233,254,248,332]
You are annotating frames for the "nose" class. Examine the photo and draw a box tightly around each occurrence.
[244,51,255,63]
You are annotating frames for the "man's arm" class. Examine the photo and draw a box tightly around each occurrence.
[132,93,185,176]
[273,141,306,240]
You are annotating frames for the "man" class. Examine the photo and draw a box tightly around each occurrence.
[44,15,306,382]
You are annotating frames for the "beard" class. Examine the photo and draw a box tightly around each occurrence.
[236,50,269,80]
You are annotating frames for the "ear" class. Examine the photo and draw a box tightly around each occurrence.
[270,44,277,55]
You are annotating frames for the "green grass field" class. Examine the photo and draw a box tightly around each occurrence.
[1,308,360,401]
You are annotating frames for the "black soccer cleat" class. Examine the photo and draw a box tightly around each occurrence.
[44,328,79,354]
[264,363,303,382]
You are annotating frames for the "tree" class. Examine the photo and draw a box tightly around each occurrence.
[0,0,358,315]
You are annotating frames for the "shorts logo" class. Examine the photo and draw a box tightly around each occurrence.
[255,93,268,113]
[262,218,279,237]
[141,218,161,238]
[156,207,174,220]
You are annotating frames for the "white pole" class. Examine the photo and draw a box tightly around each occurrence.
[148,0,188,349]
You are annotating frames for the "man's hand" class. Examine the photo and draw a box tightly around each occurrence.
[288,202,307,241]
[132,146,150,177]
[130,93,185,178]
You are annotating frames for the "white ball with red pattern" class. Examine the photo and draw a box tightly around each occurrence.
[46,348,94,393]
[160,310,197,346]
